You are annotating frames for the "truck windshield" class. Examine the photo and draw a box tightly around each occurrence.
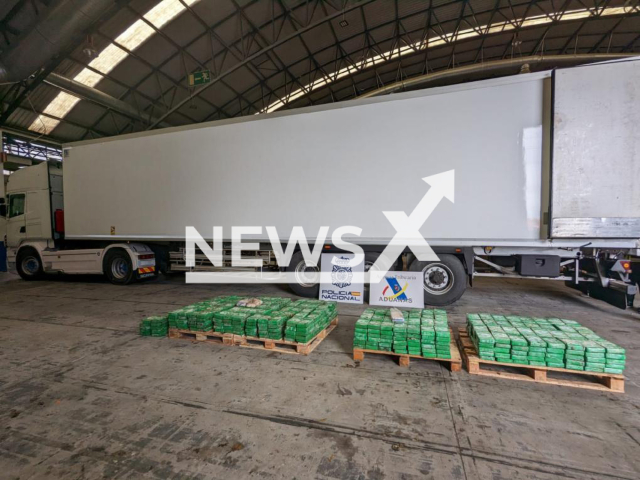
[9,194,25,218]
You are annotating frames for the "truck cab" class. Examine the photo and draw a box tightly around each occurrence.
[5,161,60,251]
[2,162,156,283]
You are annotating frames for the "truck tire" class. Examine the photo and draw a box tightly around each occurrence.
[16,247,44,280]
[104,249,136,285]
[287,251,320,297]
[409,254,467,306]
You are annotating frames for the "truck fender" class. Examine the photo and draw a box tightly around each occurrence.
[102,243,154,272]
[10,241,49,270]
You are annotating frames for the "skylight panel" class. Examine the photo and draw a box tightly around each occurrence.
[29,0,200,135]
[25,2,634,133]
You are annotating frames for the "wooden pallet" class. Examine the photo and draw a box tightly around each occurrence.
[168,317,338,356]
[352,328,462,371]
[457,328,624,393]
[168,329,231,345]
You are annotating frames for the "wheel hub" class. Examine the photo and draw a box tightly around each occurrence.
[22,257,39,275]
[294,260,319,287]
[111,258,129,280]
[422,263,454,295]
[430,270,445,285]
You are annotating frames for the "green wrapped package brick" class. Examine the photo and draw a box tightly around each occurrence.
[466,313,627,374]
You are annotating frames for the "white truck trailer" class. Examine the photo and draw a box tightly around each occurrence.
[2,58,639,308]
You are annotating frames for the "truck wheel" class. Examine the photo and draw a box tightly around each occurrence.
[104,249,135,285]
[287,251,320,297]
[409,254,466,306]
[16,247,44,280]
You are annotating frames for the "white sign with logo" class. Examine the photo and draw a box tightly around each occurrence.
[319,253,364,304]
[369,271,424,308]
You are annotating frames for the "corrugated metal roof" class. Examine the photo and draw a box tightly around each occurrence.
[0,0,638,142]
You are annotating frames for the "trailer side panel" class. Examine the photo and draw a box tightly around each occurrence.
[64,75,547,243]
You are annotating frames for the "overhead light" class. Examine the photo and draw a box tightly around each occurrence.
[82,35,98,59]
[339,19,349,27]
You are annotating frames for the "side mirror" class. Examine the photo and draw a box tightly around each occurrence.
[0,205,5,217]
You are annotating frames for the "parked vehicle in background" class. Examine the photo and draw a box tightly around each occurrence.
[2,58,639,309]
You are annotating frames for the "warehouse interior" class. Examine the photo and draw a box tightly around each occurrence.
[1,1,640,479]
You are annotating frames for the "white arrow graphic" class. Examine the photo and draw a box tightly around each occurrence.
[370,170,455,283]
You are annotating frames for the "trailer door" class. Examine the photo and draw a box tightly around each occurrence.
[550,58,640,238]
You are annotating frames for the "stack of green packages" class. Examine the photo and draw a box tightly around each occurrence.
[467,314,626,373]
[187,309,214,332]
[212,297,293,337]
[406,310,422,356]
[285,302,337,343]
[245,314,260,337]
[434,310,452,359]
[167,305,195,330]
[214,307,253,334]
[139,318,153,336]
[145,296,336,344]
[598,340,626,374]
[139,316,168,337]
[166,296,242,331]
[363,309,384,350]
[353,312,370,348]
[265,313,289,339]
[213,309,229,333]
[257,296,293,312]
[231,309,250,335]
[420,311,436,357]
[353,308,452,358]
[256,315,271,338]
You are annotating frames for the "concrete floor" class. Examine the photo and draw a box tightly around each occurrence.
[0,271,639,480]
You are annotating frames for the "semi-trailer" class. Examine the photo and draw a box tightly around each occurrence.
[2,58,638,308]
